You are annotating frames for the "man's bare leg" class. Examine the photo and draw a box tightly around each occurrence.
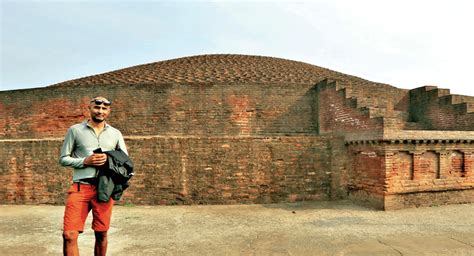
[94,231,108,256]
[63,230,79,256]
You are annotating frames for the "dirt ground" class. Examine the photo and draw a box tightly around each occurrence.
[1,201,473,255]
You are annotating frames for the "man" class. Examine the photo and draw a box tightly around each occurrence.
[59,96,127,256]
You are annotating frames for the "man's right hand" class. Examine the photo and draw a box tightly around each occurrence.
[84,153,107,166]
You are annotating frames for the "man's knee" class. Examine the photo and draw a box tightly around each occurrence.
[94,231,108,242]
[63,230,79,241]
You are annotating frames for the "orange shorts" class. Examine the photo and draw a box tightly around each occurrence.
[63,183,114,232]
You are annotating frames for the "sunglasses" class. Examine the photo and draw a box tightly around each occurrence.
[90,99,112,106]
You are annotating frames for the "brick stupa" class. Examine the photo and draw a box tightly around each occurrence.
[1,54,473,209]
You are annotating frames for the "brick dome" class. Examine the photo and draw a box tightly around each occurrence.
[51,54,368,87]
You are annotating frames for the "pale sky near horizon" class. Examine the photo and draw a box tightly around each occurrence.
[1,0,474,96]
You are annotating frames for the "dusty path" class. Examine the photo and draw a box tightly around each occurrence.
[1,201,473,255]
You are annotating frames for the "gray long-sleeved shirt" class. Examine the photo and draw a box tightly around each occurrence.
[59,121,128,181]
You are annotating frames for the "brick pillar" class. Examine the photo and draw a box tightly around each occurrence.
[437,151,449,179]
[383,151,395,192]
[463,151,472,177]
[5,157,17,203]
[22,155,34,203]
[411,151,423,180]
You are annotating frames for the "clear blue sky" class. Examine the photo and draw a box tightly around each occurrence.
[1,0,474,96]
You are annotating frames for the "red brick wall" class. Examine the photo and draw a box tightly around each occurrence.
[346,144,386,209]
[386,146,473,196]
[2,82,473,209]
[0,84,352,205]
[0,140,69,204]
[385,189,474,209]
[409,87,474,130]
[328,136,350,199]
[351,150,385,195]
[347,80,409,113]
[0,83,318,139]
[0,83,338,205]
[0,136,342,205]
[347,141,474,209]
[389,146,474,209]
[317,86,383,134]
[0,92,89,138]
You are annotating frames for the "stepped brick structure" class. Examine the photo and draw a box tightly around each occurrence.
[1,54,473,210]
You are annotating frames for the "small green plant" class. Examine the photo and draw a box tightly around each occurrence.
[123,201,135,207]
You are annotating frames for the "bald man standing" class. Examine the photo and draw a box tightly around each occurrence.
[59,97,127,256]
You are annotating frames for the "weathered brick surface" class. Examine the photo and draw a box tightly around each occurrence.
[49,54,398,91]
[345,143,386,209]
[385,143,473,195]
[0,140,70,204]
[317,85,383,133]
[0,136,339,205]
[316,79,412,134]
[327,136,350,199]
[1,54,473,209]
[347,140,474,209]
[384,189,474,210]
[0,84,320,138]
[409,86,474,130]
